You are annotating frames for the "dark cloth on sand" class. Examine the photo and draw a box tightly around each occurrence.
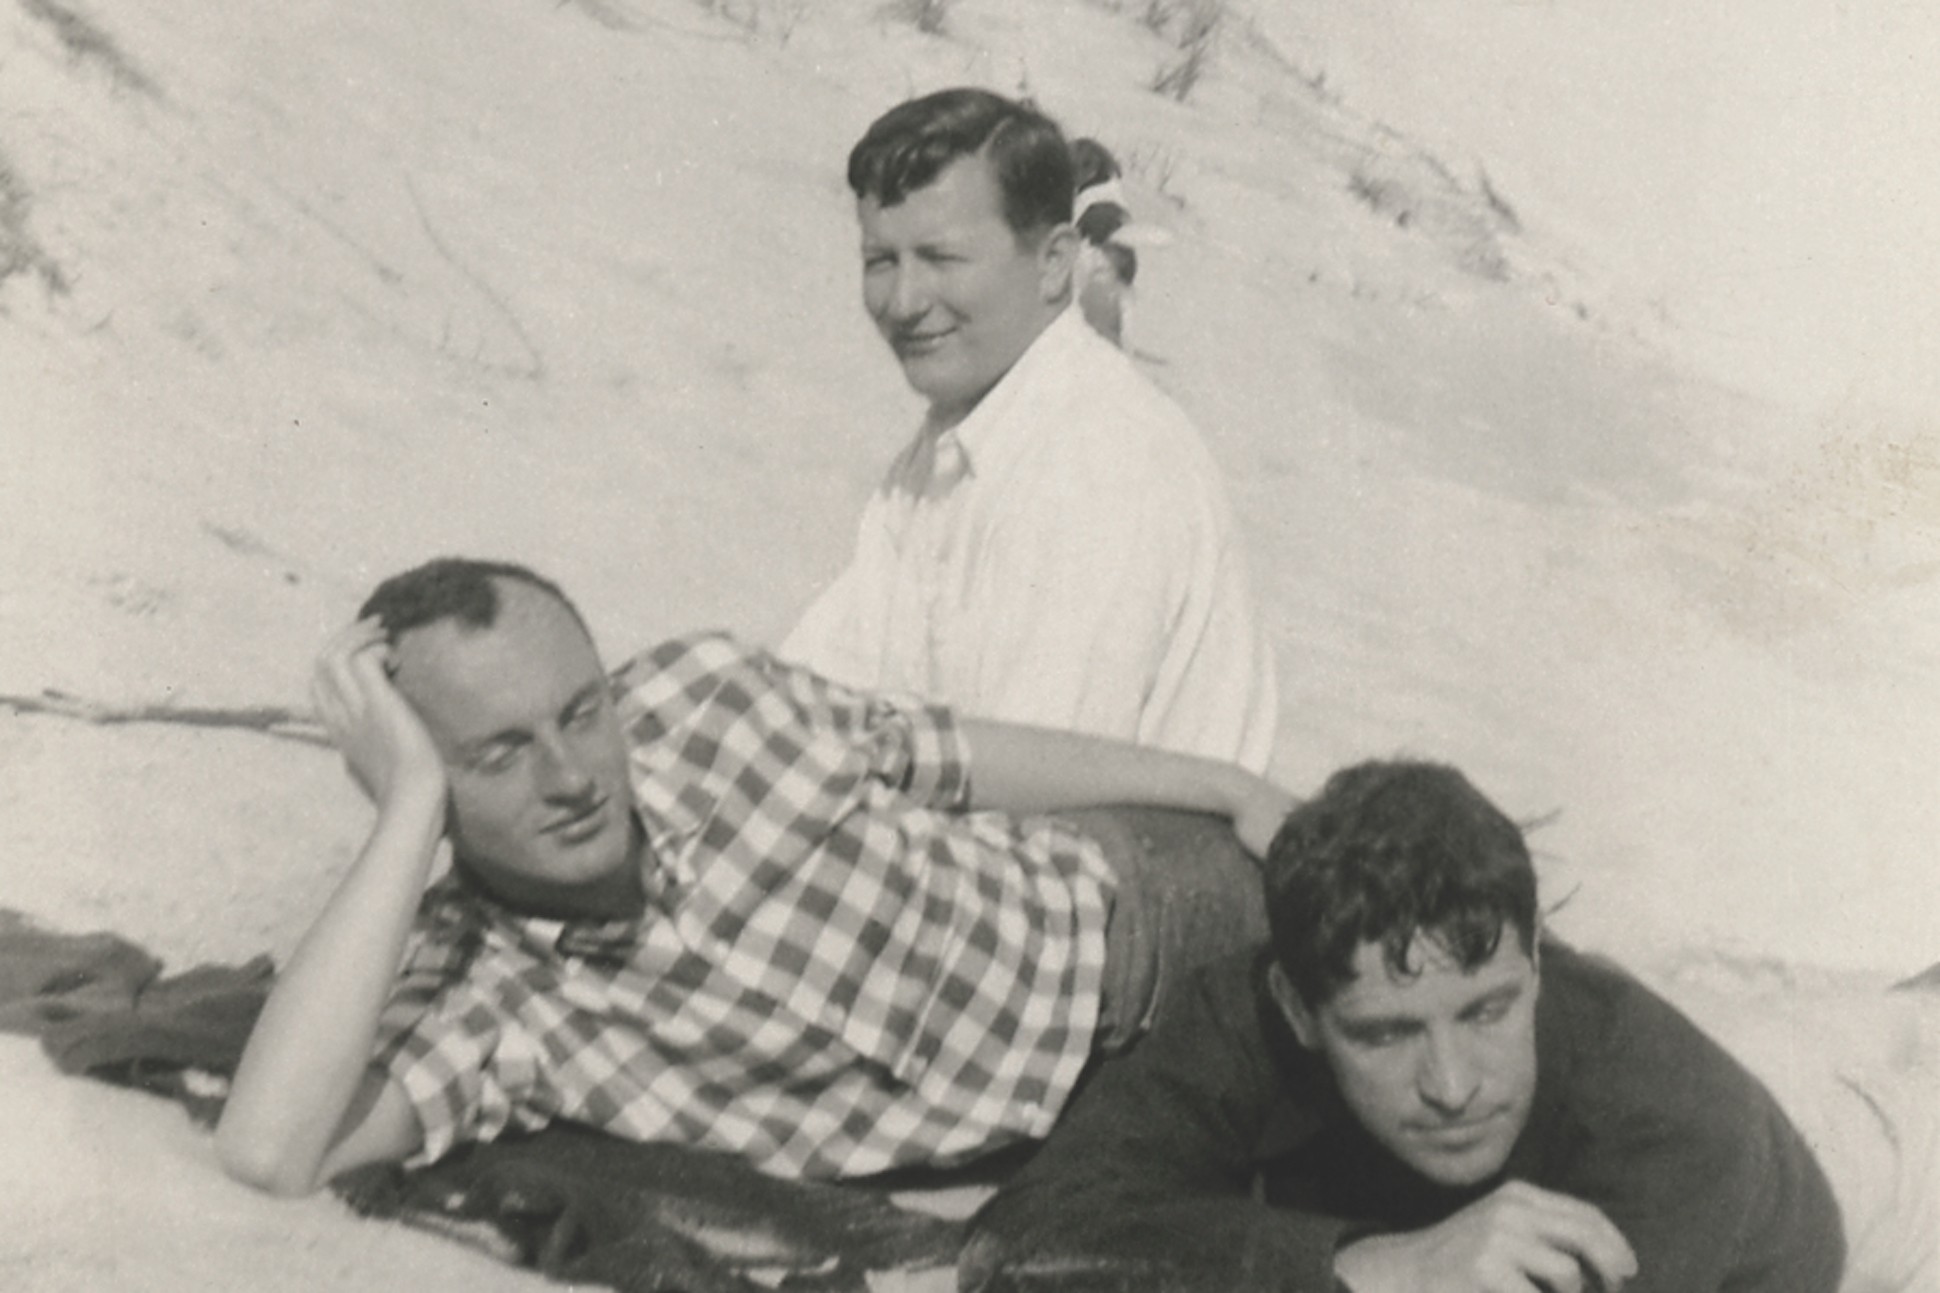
[0,806,1266,1293]
[0,905,961,1292]
[0,909,271,1119]
[334,1126,963,1293]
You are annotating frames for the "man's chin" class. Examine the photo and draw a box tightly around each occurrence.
[1403,1139,1516,1189]
[900,358,961,400]
[545,818,640,889]
[495,852,640,920]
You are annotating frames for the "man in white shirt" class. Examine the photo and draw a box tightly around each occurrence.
[784,87,1279,773]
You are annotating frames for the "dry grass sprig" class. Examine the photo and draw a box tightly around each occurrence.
[1146,0,1223,102]
[20,0,160,96]
[0,149,71,300]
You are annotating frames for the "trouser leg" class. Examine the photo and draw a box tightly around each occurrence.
[1059,807,1269,1054]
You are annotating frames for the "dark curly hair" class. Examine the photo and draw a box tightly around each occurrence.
[357,557,589,644]
[1264,760,1538,1009]
[848,87,1073,237]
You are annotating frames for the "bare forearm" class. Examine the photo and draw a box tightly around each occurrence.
[215,784,443,1194]
[960,718,1271,821]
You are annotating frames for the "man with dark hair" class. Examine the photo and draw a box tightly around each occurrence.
[963,760,1847,1293]
[784,87,1279,773]
[357,557,587,639]
[215,558,1291,1197]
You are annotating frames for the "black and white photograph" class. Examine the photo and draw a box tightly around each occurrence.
[2,1,1934,1289]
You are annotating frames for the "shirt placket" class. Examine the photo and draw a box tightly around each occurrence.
[913,433,970,697]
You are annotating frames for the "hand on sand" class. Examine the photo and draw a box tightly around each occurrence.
[311,618,447,810]
[1334,1181,1637,1293]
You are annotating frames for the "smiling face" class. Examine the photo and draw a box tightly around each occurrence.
[1272,930,1540,1188]
[390,578,640,918]
[858,151,1075,428]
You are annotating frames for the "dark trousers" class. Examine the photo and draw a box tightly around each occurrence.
[1056,807,1269,1054]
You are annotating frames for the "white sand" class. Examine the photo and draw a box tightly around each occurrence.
[2,0,1934,1286]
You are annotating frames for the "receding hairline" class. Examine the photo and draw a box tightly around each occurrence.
[383,576,605,723]
[396,573,584,646]
[358,558,592,646]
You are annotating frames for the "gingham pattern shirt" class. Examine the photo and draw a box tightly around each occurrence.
[373,632,1115,1178]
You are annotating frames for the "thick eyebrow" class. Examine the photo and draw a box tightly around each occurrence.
[1334,1011,1420,1040]
[1333,981,1527,1037]
[862,231,968,257]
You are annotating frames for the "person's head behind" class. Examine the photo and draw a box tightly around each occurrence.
[1067,136,1140,345]
[359,558,640,918]
[1069,136,1123,195]
[849,88,1080,426]
[1263,761,1541,1188]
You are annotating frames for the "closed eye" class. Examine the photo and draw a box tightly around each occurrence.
[1462,988,1521,1025]
[469,738,524,775]
[1342,1022,1415,1049]
[561,686,609,729]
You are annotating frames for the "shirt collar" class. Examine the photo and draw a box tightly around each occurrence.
[440,834,670,965]
[945,304,1087,480]
[547,913,646,964]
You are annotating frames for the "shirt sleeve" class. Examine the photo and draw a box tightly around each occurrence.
[966,956,1348,1293]
[778,563,867,688]
[1557,979,1846,1293]
[370,935,551,1168]
[756,646,971,810]
[777,438,928,693]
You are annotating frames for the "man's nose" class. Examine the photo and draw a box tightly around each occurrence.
[1417,1029,1482,1115]
[883,260,932,322]
[533,733,595,800]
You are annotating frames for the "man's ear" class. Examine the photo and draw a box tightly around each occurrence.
[1266,962,1321,1050]
[1035,223,1079,304]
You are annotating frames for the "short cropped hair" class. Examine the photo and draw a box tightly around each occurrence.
[848,87,1074,237]
[357,557,589,644]
[1264,760,1538,1009]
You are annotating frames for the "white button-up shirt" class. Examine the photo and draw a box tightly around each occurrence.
[785,308,1278,772]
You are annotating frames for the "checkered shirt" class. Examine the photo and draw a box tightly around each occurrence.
[373,632,1116,1178]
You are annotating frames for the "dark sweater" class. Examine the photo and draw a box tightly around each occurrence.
[966,941,1844,1293]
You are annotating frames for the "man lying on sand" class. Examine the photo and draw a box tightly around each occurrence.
[963,759,1847,1293]
[214,557,1293,1196]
